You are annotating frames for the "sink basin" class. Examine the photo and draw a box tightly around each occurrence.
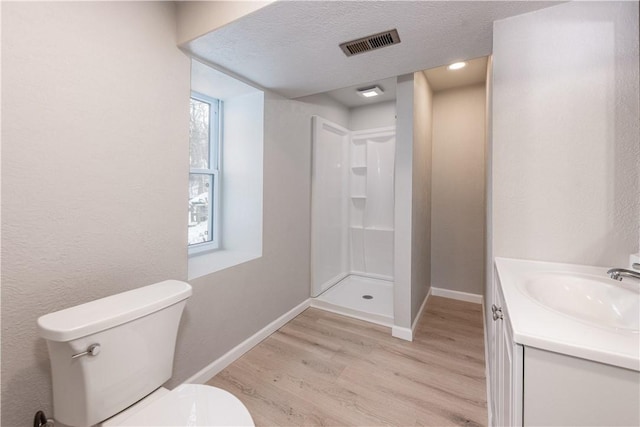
[520,272,640,332]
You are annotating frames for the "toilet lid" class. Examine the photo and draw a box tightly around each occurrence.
[111,384,254,426]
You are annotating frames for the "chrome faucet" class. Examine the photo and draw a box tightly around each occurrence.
[607,268,640,281]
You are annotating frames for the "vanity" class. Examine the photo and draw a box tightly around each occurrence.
[490,258,640,426]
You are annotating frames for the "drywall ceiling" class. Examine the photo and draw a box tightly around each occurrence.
[182,1,559,98]
[425,56,489,92]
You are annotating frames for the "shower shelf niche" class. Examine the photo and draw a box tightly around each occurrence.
[348,127,396,279]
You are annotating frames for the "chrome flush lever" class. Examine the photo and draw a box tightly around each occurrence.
[71,343,101,359]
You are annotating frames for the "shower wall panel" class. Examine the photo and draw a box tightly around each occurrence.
[350,128,396,279]
[310,116,350,297]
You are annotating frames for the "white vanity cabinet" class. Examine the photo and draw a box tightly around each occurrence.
[490,258,640,427]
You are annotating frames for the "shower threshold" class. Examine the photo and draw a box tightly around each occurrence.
[311,274,394,327]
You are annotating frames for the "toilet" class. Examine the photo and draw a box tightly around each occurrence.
[37,280,253,427]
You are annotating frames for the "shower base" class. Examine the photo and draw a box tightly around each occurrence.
[311,274,393,327]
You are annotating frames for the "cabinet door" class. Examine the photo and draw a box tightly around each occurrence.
[491,275,506,426]
[490,275,500,422]
[524,348,640,426]
[493,277,521,427]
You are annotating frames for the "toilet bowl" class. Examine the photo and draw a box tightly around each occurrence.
[37,280,253,427]
[102,384,253,426]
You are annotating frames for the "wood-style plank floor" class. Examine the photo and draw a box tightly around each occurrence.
[206,296,488,426]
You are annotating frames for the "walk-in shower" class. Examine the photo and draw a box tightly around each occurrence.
[310,116,395,326]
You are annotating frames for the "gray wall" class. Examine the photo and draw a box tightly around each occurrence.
[294,93,351,129]
[484,55,495,359]
[394,72,433,331]
[394,74,415,330]
[491,1,639,268]
[349,101,396,131]
[0,2,348,425]
[431,84,486,295]
[174,92,349,385]
[1,3,189,424]
[410,71,434,322]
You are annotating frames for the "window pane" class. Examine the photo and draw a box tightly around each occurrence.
[190,98,210,169]
[188,174,213,245]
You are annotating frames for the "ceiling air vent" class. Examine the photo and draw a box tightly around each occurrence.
[339,29,401,57]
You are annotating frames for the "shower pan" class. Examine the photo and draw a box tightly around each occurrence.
[310,115,396,326]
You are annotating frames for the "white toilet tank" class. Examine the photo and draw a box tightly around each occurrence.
[37,280,192,427]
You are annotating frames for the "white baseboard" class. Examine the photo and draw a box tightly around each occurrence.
[182,298,311,385]
[391,325,413,341]
[431,287,483,304]
[392,286,432,342]
[411,287,431,332]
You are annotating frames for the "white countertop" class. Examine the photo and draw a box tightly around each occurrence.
[495,257,640,371]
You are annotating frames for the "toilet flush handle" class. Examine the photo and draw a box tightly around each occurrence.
[71,343,101,359]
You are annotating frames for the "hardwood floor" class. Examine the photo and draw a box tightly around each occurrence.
[206,296,488,426]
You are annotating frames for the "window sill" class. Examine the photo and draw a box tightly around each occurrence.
[188,240,220,257]
[188,248,261,280]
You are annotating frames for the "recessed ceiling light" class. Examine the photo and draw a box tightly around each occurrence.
[447,62,467,70]
[357,86,384,98]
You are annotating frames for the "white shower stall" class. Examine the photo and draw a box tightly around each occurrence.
[310,115,396,326]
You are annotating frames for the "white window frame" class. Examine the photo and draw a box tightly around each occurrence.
[188,92,222,255]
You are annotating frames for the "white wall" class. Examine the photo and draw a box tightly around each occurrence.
[491,1,639,268]
[394,72,433,333]
[431,84,486,295]
[349,101,396,131]
[222,91,264,254]
[1,3,190,425]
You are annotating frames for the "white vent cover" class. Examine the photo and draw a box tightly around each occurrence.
[340,29,401,57]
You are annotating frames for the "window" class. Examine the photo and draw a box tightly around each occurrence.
[188,92,221,253]
[188,59,264,279]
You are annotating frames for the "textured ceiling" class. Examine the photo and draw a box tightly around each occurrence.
[425,56,489,92]
[183,1,559,98]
